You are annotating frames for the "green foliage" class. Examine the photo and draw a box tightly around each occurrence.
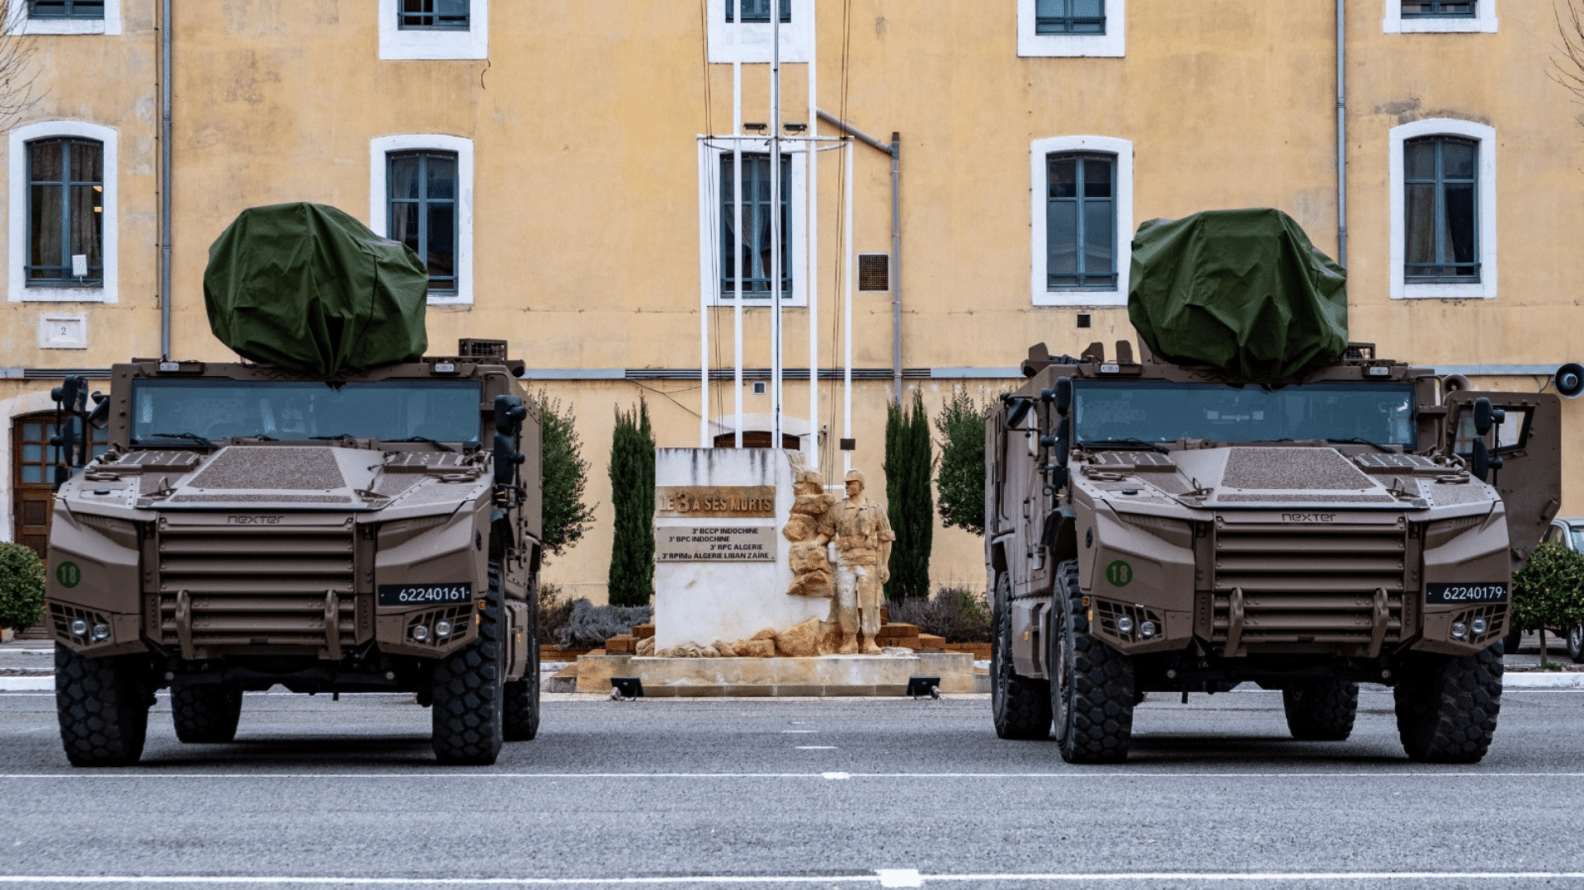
[934,386,987,537]
[887,585,991,643]
[537,582,575,646]
[606,397,655,607]
[0,542,45,632]
[1511,540,1584,634]
[884,390,933,601]
[529,390,595,560]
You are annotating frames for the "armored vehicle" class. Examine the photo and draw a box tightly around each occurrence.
[987,210,1560,763]
[44,343,544,767]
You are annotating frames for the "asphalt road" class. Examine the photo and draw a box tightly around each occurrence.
[1,687,1582,889]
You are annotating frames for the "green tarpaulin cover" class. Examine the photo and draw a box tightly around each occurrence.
[204,203,429,375]
[1127,208,1348,381]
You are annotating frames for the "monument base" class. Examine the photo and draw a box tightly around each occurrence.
[569,652,987,697]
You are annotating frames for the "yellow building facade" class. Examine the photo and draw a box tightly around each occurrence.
[3,0,1581,601]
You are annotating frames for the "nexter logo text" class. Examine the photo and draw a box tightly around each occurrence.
[1281,513,1336,523]
[227,515,284,525]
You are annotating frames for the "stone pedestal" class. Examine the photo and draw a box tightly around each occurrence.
[653,448,828,651]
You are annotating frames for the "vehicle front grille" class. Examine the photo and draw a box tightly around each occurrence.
[1210,521,1409,656]
[153,525,362,659]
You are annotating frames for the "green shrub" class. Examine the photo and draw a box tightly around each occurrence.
[529,389,595,560]
[537,581,574,645]
[886,586,991,643]
[884,390,933,601]
[0,543,46,632]
[606,397,655,607]
[934,386,986,537]
[1511,540,1584,635]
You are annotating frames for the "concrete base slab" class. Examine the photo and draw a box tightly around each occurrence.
[575,652,987,697]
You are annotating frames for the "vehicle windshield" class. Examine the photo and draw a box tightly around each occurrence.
[129,379,483,446]
[1071,380,1416,448]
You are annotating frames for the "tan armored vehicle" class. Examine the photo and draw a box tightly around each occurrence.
[44,204,544,767]
[987,210,1561,763]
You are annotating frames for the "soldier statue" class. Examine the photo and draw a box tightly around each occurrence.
[816,469,896,655]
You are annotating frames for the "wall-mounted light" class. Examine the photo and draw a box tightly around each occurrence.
[743,122,768,133]
[783,122,807,133]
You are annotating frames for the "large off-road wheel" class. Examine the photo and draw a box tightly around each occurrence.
[171,684,243,744]
[1567,624,1584,665]
[55,645,152,768]
[431,576,505,766]
[1282,681,1358,741]
[1050,560,1134,764]
[991,572,1052,740]
[1394,645,1502,763]
[504,575,541,742]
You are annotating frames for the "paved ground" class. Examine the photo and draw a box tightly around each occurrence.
[2,675,1583,887]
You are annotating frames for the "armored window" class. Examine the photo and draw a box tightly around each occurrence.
[26,138,103,287]
[1401,1,1474,17]
[27,0,105,18]
[388,150,458,295]
[720,153,792,298]
[1046,152,1116,290]
[1037,0,1104,34]
[399,0,468,29]
[1403,136,1479,282]
[726,0,789,23]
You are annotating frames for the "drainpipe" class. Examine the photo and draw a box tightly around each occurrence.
[815,109,901,403]
[1336,0,1349,266]
[159,0,173,359]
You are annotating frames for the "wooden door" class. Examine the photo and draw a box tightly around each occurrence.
[10,411,108,561]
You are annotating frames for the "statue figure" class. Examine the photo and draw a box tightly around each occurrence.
[816,469,896,655]
[783,469,835,598]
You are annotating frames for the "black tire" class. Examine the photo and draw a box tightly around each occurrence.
[431,570,505,766]
[1567,624,1584,665]
[1282,681,1359,741]
[990,571,1052,740]
[1502,624,1523,656]
[171,684,243,744]
[1049,560,1134,763]
[1394,645,1503,764]
[504,573,541,742]
[55,644,151,768]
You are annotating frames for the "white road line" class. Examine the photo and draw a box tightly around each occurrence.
[779,729,818,733]
[3,873,1584,886]
[4,771,1584,780]
[822,771,851,780]
[793,745,836,750]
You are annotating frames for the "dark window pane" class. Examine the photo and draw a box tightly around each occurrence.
[390,155,421,200]
[393,203,420,254]
[1444,184,1477,264]
[30,1,105,19]
[70,141,101,183]
[1404,183,1435,265]
[1048,201,1078,278]
[427,156,456,200]
[1404,140,1435,180]
[1049,157,1077,198]
[1075,0,1103,15]
[427,204,456,282]
[29,185,60,270]
[1442,139,1477,179]
[719,153,791,296]
[29,141,62,181]
[1084,200,1114,274]
[69,185,102,267]
[1083,158,1112,198]
[22,466,42,484]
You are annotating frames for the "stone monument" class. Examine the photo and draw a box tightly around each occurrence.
[815,469,896,655]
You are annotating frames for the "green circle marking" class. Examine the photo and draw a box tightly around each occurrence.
[55,560,81,589]
[1104,559,1133,588]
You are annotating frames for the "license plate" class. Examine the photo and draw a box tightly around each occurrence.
[378,583,473,606]
[1426,583,1508,605]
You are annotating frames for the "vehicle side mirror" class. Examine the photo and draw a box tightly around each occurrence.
[1054,376,1072,417]
[1003,395,1032,429]
[1473,397,1504,437]
[492,395,527,488]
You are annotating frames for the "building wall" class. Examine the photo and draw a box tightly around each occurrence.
[6,0,1584,601]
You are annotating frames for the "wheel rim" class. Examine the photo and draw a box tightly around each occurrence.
[1571,625,1583,654]
[1053,606,1071,738]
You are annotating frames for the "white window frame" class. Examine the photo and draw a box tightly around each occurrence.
[1389,118,1496,301]
[707,0,813,64]
[1031,135,1132,307]
[378,0,488,60]
[369,134,474,306]
[9,120,118,303]
[1383,0,1496,34]
[4,1,121,36]
[1018,0,1125,58]
[698,140,809,308]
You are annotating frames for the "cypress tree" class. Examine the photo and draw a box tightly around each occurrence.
[606,397,656,606]
[884,390,934,601]
[530,389,595,560]
[933,386,987,537]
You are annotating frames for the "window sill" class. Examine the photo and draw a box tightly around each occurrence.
[1397,280,1493,300]
[1034,287,1127,307]
[14,285,110,303]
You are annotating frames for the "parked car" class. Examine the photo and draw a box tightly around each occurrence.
[1504,517,1584,663]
